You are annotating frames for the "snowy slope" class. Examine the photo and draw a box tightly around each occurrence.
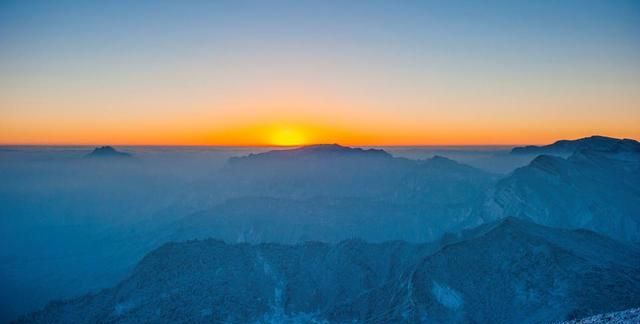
[561,308,640,324]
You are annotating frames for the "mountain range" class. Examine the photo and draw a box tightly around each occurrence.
[17,218,640,323]
[494,137,640,241]
[10,135,640,323]
[173,148,497,243]
[172,136,640,243]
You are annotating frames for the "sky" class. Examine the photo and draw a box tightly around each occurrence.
[1,0,639,146]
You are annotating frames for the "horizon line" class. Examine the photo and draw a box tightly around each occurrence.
[0,142,543,148]
[1,135,633,148]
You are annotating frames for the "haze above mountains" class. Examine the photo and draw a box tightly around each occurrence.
[1,135,639,323]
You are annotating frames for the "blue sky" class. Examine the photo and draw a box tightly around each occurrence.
[1,0,639,145]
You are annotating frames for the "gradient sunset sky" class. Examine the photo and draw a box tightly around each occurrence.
[1,0,639,146]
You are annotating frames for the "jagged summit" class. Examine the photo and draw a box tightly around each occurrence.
[86,146,131,158]
[511,135,640,155]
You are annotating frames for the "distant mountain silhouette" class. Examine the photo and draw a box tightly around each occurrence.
[86,146,131,158]
[229,143,391,163]
[511,135,640,155]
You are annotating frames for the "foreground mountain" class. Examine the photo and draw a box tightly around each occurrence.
[510,135,640,155]
[16,239,437,323]
[494,139,640,241]
[330,218,640,323]
[86,146,131,158]
[18,218,640,323]
[173,152,497,243]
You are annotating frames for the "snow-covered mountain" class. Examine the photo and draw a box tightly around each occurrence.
[18,218,640,324]
[493,140,640,241]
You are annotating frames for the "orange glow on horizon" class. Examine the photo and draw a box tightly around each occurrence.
[2,103,640,147]
[2,2,639,148]
[1,118,639,147]
[269,127,307,146]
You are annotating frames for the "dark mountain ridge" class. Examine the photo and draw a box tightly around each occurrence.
[17,218,640,324]
[330,217,640,323]
[511,135,640,155]
[228,143,391,163]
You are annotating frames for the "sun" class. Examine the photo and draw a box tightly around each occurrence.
[269,127,307,146]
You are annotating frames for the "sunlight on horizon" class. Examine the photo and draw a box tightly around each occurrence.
[269,127,307,146]
[1,1,639,146]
